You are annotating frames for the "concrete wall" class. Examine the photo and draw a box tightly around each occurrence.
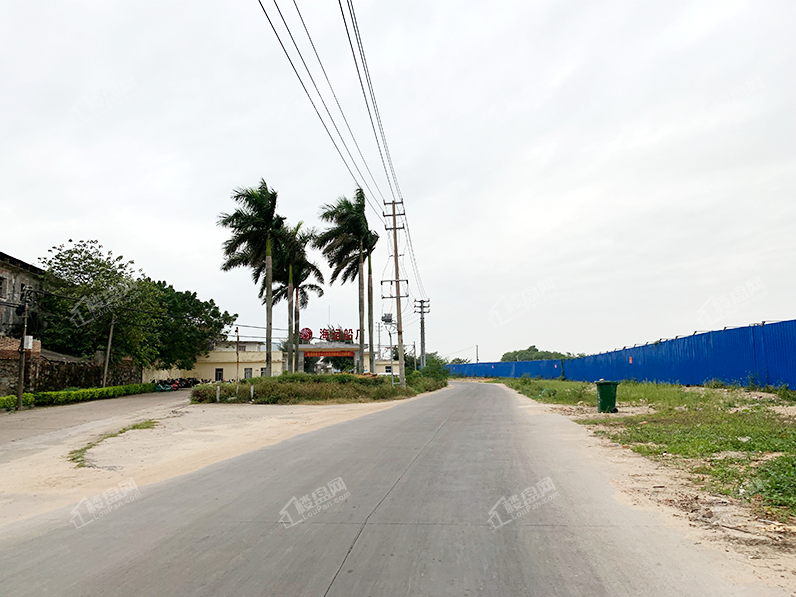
[0,346,141,395]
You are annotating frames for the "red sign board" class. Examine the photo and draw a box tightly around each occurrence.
[304,350,355,358]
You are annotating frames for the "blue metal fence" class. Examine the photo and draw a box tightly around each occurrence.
[447,319,796,387]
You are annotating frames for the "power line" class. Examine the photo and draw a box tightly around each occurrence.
[254,0,364,202]
[341,0,427,299]
[290,0,388,218]
[269,0,385,225]
[337,0,397,205]
[254,0,385,226]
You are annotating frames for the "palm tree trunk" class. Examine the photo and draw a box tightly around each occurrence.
[368,253,375,374]
[294,286,300,372]
[287,264,294,374]
[358,242,365,375]
[265,235,273,377]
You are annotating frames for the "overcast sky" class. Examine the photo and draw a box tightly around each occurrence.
[2,0,794,362]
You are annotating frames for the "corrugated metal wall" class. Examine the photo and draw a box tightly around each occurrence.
[447,320,796,387]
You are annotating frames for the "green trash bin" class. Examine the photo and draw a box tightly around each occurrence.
[596,380,620,413]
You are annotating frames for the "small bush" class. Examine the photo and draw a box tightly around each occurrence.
[0,393,35,410]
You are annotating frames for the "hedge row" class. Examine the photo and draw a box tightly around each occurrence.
[191,373,447,405]
[0,393,35,410]
[1,383,157,410]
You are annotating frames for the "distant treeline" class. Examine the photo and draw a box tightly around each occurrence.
[500,345,584,362]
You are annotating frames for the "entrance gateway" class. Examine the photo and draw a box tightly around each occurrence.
[298,342,360,373]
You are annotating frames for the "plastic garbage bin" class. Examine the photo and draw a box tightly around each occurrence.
[596,380,620,413]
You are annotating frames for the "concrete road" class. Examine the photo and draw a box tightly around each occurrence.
[0,382,784,596]
[0,390,190,463]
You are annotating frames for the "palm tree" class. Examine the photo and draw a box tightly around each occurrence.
[314,188,379,374]
[269,223,324,372]
[218,180,284,376]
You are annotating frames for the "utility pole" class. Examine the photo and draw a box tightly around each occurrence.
[383,199,407,388]
[385,323,394,387]
[15,288,30,410]
[101,313,116,388]
[414,299,430,368]
[235,326,240,384]
[476,345,479,363]
[413,341,417,371]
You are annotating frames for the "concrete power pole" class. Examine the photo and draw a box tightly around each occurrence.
[101,313,116,388]
[414,299,430,369]
[383,199,407,388]
[15,288,31,410]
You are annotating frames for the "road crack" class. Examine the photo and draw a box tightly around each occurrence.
[321,403,460,597]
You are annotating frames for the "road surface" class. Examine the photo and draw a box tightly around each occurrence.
[0,382,784,596]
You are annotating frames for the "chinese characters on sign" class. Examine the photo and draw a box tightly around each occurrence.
[487,476,558,531]
[315,328,359,342]
[279,477,350,528]
[70,478,142,529]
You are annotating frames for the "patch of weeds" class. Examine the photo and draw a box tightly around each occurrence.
[499,378,595,406]
[776,384,796,402]
[601,410,795,457]
[68,420,158,468]
[584,408,796,518]
[747,455,796,516]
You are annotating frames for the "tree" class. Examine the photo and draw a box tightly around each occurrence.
[37,240,159,367]
[420,351,449,380]
[500,345,582,362]
[218,180,285,376]
[269,223,324,372]
[315,188,378,374]
[450,357,471,365]
[392,346,418,372]
[326,355,355,373]
[36,241,236,372]
[145,280,236,370]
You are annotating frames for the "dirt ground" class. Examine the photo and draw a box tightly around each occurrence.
[0,393,437,528]
[506,385,796,597]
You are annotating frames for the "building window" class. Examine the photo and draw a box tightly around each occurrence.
[260,368,267,377]
[0,277,5,298]
[215,368,224,381]
[238,345,246,352]
[384,365,392,374]
[244,368,252,379]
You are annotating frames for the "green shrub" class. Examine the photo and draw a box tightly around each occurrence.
[0,393,35,410]
[189,373,442,405]
[419,359,449,381]
[33,383,156,407]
